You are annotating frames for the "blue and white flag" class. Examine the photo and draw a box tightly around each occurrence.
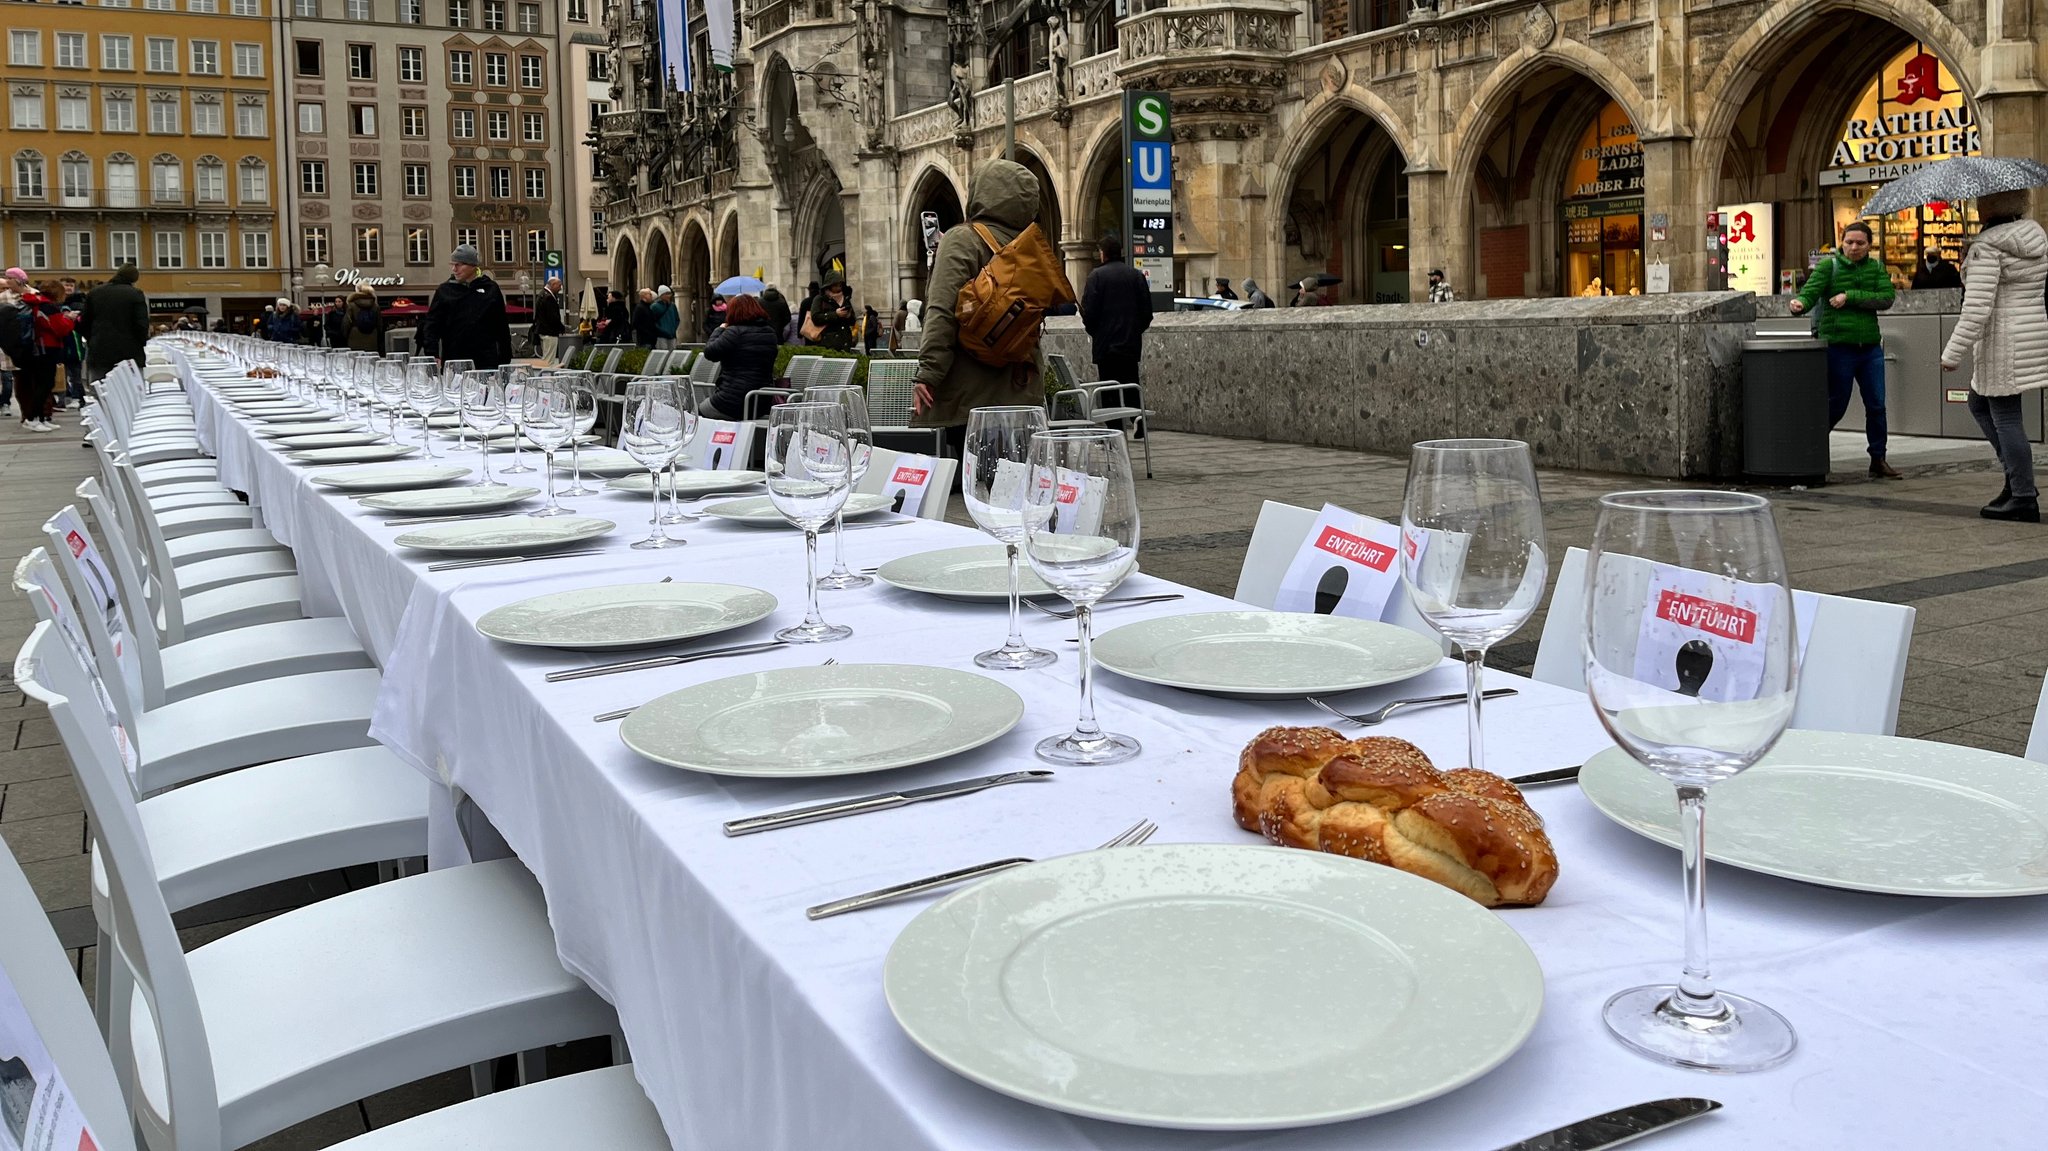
[656,0,692,92]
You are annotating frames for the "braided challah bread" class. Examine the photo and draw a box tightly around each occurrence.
[1231,727,1558,907]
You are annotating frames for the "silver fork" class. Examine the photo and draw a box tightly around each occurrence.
[1307,688,1519,727]
[594,657,838,722]
[1024,593,1184,621]
[806,818,1158,920]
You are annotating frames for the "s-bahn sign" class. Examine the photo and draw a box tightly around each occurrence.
[1122,90,1174,302]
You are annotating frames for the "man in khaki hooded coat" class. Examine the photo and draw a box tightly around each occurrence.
[912,159,1046,452]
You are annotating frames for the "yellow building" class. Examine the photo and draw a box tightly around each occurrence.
[3,0,286,327]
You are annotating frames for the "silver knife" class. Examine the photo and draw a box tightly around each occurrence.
[1509,764,1583,787]
[723,770,1055,836]
[1493,1098,1721,1150]
[544,639,788,682]
[425,548,610,572]
[380,511,524,527]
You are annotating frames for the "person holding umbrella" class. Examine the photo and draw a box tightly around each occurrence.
[1941,188,2048,522]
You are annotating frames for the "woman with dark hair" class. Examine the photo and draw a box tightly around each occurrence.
[699,294,781,420]
[13,281,73,431]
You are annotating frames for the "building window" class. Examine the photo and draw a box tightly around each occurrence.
[455,226,478,253]
[231,0,259,14]
[194,156,225,201]
[191,96,223,135]
[525,228,547,265]
[151,156,181,201]
[490,228,513,264]
[300,160,326,194]
[297,101,323,135]
[346,44,374,81]
[447,51,472,85]
[447,0,468,27]
[522,167,545,200]
[294,0,316,13]
[355,225,381,263]
[586,53,609,81]
[587,99,609,127]
[344,0,369,17]
[482,0,504,29]
[590,210,606,253]
[64,230,94,269]
[232,43,262,77]
[58,94,88,131]
[109,230,138,265]
[401,163,427,197]
[485,110,509,140]
[148,94,179,134]
[400,0,421,22]
[105,156,137,205]
[452,108,475,138]
[484,53,507,87]
[400,106,426,137]
[102,0,135,7]
[146,38,177,73]
[11,92,44,132]
[56,33,86,70]
[235,96,265,136]
[567,0,586,22]
[198,229,227,268]
[519,54,542,88]
[295,41,321,78]
[352,162,379,196]
[189,0,218,10]
[154,229,184,269]
[516,2,538,31]
[13,153,45,200]
[58,155,89,202]
[488,165,510,198]
[145,0,173,8]
[398,46,423,83]
[238,158,267,202]
[303,226,329,264]
[104,91,135,132]
[17,231,48,271]
[241,229,270,268]
[10,32,43,68]
[520,111,543,143]
[349,104,376,135]
[406,226,432,264]
[101,35,131,71]
[452,164,476,197]
[191,41,220,75]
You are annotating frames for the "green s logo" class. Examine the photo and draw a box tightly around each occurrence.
[1133,95,1167,138]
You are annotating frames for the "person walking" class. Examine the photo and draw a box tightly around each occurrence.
[698,294,780,420]
[1428,269,1456,302]
[1291,277,1324,306]
[805,273,857,351]
[631,288,659,349]
[79,264,149,399]
[341,286,383,351]
[1215,278,1240,301]
[1242,278,1274,308]
[420,243,512,369]
[1080,233,1154,400]
[599,290,631,343]
[1941,190,2047,521]
[5,279,73,432]
[862,304,882,354]
[1912,247,1963,290]
[1790,221,1900,478]
[652,286,681,349]
[531,276,566,360]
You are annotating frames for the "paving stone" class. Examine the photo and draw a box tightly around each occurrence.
[15,715,60,750]
[21,853,91,913]
[0,811,86,864]
[0,744,73,785]
[240,1105,370,1149]
[0,774,83,822]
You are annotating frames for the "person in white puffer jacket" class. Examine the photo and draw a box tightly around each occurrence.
[1943,188,2048,522]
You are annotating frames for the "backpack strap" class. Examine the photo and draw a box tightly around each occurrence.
[969,222,1002,257]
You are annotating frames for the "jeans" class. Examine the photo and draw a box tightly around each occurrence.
[1967,392,2037,500]
[1826,343,1888,459]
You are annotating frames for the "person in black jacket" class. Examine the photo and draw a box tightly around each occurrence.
[419,243,512,369]
[531,276,566,359]
[698,294,780,419]
[759,286,792,345]
[1080,234,1153,390]
[1911,248,1963,290]
[600,290,631,343]
[631,288,660,348]
[79,264,150,383]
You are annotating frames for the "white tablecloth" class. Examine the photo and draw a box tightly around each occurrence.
[176,354,2048,1149]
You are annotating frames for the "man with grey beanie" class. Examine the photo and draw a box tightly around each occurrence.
[421,243,512,369]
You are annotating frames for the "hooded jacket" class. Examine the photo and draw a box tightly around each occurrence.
[914,160,1045,427]
[1943,218,2048,398]
[700,316,781,419]
[80,265,150,373]
[421,272,513,369]
[342,290,382,351]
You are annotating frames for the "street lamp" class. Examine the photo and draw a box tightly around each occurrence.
[310,263,334,347]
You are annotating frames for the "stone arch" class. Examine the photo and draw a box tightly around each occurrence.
[1268,89,1419,304]
[677,216,713,340]
[899,162,965,300]
[1270,87,1421,212]
[1072,117,1127,251]
[790,167,846,287]
[611,232,639,295]
[714,209,741,282]
[1446,43,1653,214]
[1009,142,1064,255]
[643,225,674,298]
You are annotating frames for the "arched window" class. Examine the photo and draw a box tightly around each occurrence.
[13,151,45,199]
[150,153,182,202]
[237,156,268,204]
[105,152,137,207]
[58,150,90,205]
[194,154,225,203]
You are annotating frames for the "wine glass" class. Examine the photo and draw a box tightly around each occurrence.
[497,364,534,473]
[964,405,1056,670]
[405,360,442,455]
[458,370,503,488]
[373,359,408,436]
[1398,439,1547,775]
[620,376,692,549]
[561,373,601,495]
[439,358,476,452]
[806,384,874,590]
[522,373,577,515]
[764,402,853,644]
[1585,490,1798,1073]
[1022,427,1141,765]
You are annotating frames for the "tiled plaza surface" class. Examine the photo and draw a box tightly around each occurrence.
[5,411,2041,1146]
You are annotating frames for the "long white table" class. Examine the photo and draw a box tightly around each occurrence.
[179,353,2048,1149]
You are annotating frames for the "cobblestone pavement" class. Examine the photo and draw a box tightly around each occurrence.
[4,412,2041,1146]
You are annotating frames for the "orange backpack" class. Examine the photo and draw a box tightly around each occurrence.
[954,221,1076,367]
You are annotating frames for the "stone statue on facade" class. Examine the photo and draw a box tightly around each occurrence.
[1048,13,1071,103]
[858,0,890,149]
[948,58,973,127]
[946,0,975,128]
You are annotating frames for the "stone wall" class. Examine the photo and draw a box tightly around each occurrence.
[1042,293,1758,479]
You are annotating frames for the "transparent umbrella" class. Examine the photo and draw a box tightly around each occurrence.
[1859,156,2048,216]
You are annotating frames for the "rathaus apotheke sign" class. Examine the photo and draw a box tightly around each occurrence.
[1829,105,1979,168]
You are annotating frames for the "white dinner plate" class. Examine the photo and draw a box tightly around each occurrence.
[885,843,1543,1130]
[274,431,390,450]
[255,420,368,437]
[606,469,766,496]
[1579,730,2048,897]
[551,448,643,477]
[288,444,422,464]
[484,434,600,453]
[1091,611,1443,698]
[476,581,777,650]
[309,464,472,493]
[240,407,326,421]
[356,485,541,515]
[393,514,615,555]
[699,492,894,526]
[875,544,1061,601]
[620,663,1023,777]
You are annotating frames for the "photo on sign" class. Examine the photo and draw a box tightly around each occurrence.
[1274,504,1410,623]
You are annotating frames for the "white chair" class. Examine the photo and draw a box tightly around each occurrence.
[17,621,624,1151]
[859,445,959,520]
[2028,678,2048,761]
[1050,374,1154,478]
[76,477,301,627]
[1531,546,1916,736]
[1232,500,1453,653]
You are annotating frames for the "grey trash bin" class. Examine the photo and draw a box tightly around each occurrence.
[1743,334,1830,483]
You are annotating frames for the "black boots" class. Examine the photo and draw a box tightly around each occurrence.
[1982,490,2040,522]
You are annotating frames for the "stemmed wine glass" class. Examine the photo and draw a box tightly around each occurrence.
[620,376,693,549]
[1585,490,1799,1073]
[439,358,475,453]
[498,364,534,473]
[764,402,854,644]
[405,360,442,455]
[561,373,601,495]
[1398,439,1547,775]
[964,405,1056,670]
[373,360,408,437]
[807,384,874,590]
[1022,427,1141,765]
[458,370,503,488]
[522,373,577,515]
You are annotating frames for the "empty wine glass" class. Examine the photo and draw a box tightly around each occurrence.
[1023,427,1141,765]
[497,364,534,473]
[373,359,408,435]
[964,405,1056,670]
[458,370,503,488]
[1586,490,1799,1073]
[807,384,874,590]
[522,373,577,516]
[620,376,692,549]
[439,358,476,452]
[562,373,601,495]
[1399,439,1547,775]
[405,361,442,455]
[765,402,853,644]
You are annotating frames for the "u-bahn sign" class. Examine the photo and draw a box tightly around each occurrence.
[1122,90,1174,304]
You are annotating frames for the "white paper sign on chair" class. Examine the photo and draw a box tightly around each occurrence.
[1275,503,1408,622]
[47,509,141,712]
[881,454,940,517]
[0,977,105,1151]
[18,552,138,776]
[1632,564,1798,703]
[686,420,753,471]
[1047,466,1106,536]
